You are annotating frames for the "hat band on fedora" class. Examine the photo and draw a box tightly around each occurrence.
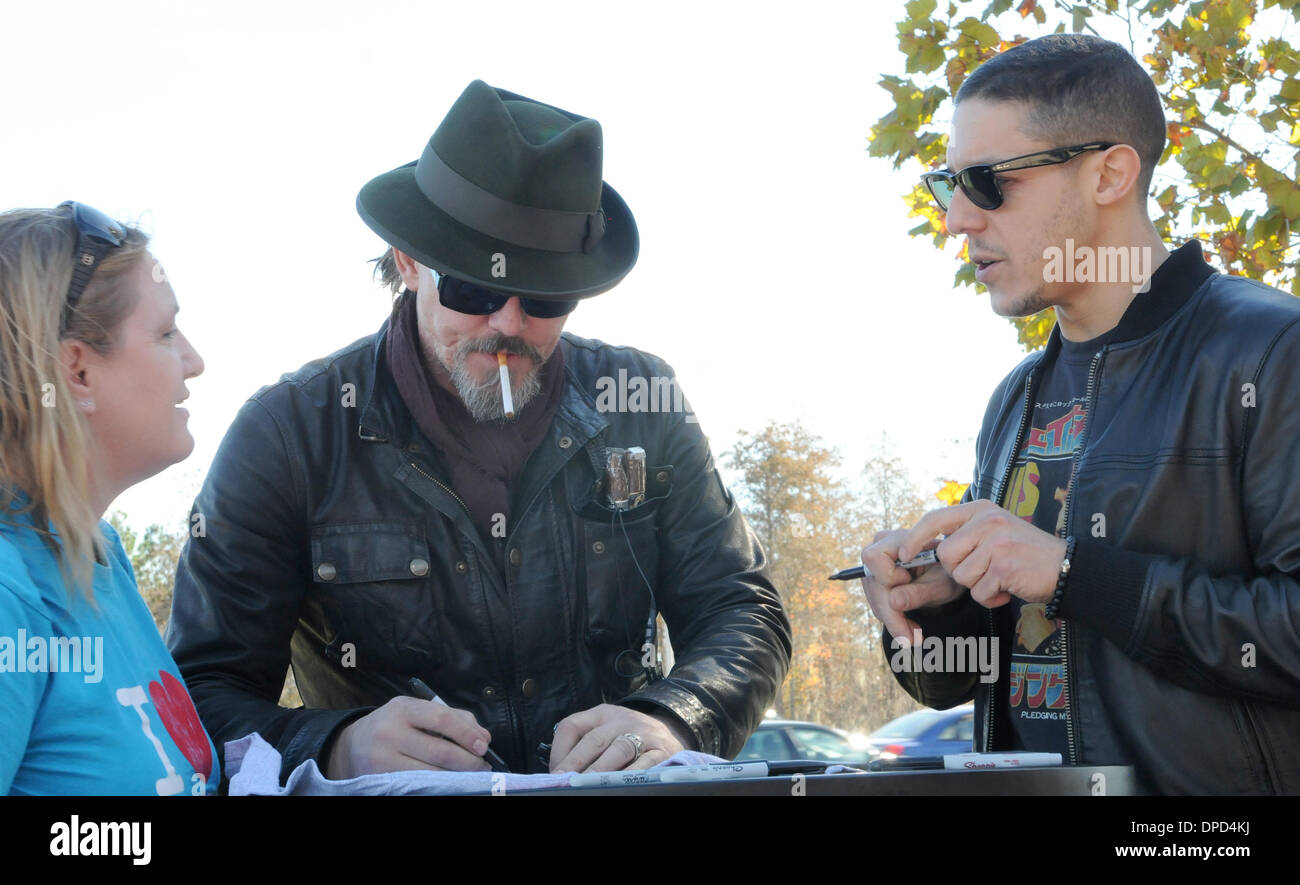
[415,144,606,254]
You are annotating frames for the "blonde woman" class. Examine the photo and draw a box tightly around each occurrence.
[0,202,216,794]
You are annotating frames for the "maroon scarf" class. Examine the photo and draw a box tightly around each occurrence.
[385,292,566,539]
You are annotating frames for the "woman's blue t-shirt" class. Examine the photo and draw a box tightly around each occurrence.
[0,513,219,795]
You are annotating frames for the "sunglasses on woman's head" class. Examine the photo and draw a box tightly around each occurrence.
[59,201,126,306]
[436,274,579,319]
[920,142,1115,211]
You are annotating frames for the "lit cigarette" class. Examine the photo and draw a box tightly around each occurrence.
[497,350,515,418]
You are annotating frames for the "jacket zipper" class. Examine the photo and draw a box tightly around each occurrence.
[984,371,1036,752]
[406,458,522,763]
[1057,347,1105,767]
[408,459,473,518]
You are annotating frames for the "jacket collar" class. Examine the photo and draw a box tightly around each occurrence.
[358,315,397,443]
[1035,240,1216,364]
[555,336,609,440]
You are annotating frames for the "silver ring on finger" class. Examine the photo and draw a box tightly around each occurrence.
[618,732,644,761]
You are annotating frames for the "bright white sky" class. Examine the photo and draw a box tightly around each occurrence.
[2,0,1028,532]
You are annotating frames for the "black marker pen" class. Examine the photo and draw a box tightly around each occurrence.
[406,677,511,773]
[829,549,939,581]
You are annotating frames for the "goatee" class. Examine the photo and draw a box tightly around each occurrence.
[442,334,545,423]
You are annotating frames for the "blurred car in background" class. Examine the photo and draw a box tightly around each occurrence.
[733,719,871,765]
[863,705,975,758]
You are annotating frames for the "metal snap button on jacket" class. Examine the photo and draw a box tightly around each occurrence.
[455,560,468,574]
[316,562,337,582]
[592,541,605,554]
[409,557,430,577]
[509,548,521,566]
[521,678,538,698]
[558,436,572,448]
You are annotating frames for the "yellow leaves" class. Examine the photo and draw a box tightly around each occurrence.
[1012,308,1057,352]
[904,183,951,244]
[936,480,968,506]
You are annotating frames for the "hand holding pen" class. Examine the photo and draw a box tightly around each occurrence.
[406,678,511,773]
[854,530,965,645]
[324,680,501,779]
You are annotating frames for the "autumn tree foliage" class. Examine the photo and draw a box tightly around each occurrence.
[725,423,931,732]
[108,510,302,707]
[109,511,185,634]
[870,0,1300,350]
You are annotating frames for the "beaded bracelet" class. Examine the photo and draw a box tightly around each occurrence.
[1044,535,1077,619]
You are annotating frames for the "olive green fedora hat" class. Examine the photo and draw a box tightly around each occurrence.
[357,80,638,300]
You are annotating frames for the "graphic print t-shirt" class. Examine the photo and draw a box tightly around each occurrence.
[998,330,1111,754]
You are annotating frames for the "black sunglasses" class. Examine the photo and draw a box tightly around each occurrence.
[920,142,1115,211]
[58,201,126,308]
[436,274,579,319]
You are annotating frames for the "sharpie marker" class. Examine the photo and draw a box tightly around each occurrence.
[659,762,769,783]
[868,752,1062,772]
[569,761,768,788]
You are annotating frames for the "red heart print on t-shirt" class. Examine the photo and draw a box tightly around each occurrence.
[149,670,213,779]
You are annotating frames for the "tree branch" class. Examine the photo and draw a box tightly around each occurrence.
[1186,117,1281,173]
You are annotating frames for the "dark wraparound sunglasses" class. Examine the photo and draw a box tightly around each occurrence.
[437,274,579,319]
[920,142,1115,211]
[59,201,126,308]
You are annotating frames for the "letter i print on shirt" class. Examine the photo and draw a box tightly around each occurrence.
[116,685,185,795]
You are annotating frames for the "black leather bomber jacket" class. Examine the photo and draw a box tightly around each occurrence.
[166,323,792,783]
[885,242,1300,794]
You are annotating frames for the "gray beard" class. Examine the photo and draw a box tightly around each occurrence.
[438,335,545,423]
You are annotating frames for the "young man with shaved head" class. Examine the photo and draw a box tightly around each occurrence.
[861,34,1300,794]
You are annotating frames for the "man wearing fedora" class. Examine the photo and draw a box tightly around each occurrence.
[167,81,791,780]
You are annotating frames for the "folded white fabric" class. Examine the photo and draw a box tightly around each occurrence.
[225,733,729,796]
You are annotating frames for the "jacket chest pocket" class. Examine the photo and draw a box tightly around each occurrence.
[577,500,664,686]
[310,522,442,672]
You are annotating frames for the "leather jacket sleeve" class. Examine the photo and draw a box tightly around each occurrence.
[880,601,985,710]
[1059,318,1300,705]
[165,398,371,783]
[614,378,793,759]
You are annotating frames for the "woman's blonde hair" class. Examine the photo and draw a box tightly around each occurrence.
[0,205,150,597]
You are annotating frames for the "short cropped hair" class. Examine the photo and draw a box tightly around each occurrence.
[955,34,1166,197]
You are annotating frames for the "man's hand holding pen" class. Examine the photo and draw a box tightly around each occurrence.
[860,529,965,645]
[858,500,1067,642]
[325,696,496,779]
